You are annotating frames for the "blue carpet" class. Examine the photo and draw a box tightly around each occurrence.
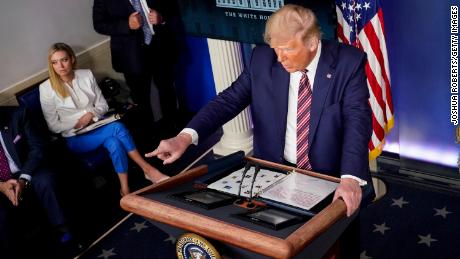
[78,178,460,259]
[359,178,460,259]
[78,214,176,259]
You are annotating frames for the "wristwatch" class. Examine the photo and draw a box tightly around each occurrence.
[19,178,31,189]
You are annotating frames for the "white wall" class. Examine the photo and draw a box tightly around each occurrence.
[0,0,107,92]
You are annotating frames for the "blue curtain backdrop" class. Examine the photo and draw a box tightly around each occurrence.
[175,36,216,112]
[382,0,458,168]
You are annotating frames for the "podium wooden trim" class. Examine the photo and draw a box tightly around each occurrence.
[121,157,346,259]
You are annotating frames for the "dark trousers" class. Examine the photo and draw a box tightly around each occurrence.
[0,167,66,256]
[29,167,66,227]
[123,45,178,126]
[0,195,13,257]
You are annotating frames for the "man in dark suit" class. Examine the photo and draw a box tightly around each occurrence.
[0,106,76,258]
[92,0,178,131]
[147,4,374,216]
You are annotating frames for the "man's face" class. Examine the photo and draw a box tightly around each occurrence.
[270,35,319,73]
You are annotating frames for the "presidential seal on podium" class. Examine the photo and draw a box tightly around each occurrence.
[176,233,220,259]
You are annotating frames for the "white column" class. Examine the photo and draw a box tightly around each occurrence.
[207,38,253,155]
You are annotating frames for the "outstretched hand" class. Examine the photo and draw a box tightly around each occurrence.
[333,178,362,217]
[145,132,192,164]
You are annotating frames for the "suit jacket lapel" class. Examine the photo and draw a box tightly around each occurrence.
[124,0,136,14]
[272,62,290,141]
[309,41,337,146]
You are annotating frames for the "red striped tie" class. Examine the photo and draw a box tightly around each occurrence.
[297,69,313,170]
[0,144,12,181]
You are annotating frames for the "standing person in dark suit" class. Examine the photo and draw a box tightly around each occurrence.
[92,0,179,133]
[147,4,375,216]
[0,106,78,258]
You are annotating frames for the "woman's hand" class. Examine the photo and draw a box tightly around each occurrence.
[74,112,94,129]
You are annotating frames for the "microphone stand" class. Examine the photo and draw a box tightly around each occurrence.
[246,165,260,209]
[235,163,251,205]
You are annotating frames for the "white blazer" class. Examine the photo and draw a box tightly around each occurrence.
[40,69,109,137]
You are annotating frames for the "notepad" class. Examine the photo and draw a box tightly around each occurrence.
[75,113,121,134]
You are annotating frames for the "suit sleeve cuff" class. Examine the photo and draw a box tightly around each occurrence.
[341,174,367,186]
[181,128,199,145]
[19,174,32,182]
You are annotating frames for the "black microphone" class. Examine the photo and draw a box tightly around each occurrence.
[235,163,251,205]
[247,165,261,209]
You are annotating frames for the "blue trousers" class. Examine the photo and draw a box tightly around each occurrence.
[66,122,136,173]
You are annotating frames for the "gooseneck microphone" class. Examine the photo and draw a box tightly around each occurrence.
[235,163,252,204]
[247,165,261,208]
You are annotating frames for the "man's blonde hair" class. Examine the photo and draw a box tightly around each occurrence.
[264,4,321,45]
[47,42,77,98]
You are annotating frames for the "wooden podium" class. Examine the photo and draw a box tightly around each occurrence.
[120,156,350,259]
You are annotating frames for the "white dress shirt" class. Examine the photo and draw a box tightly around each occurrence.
[283,42,321,164]
[40,69,109,137]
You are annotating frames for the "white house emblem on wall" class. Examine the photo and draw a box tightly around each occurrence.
[216,0,284,12]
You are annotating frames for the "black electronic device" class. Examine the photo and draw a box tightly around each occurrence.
[233,207,308,230]
[170,189,236,210]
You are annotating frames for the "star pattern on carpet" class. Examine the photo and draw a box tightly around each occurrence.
[417,234,437,247]
[97,248,117,259]
[164,235,176,244]
[433,206,452,218]
[130,221,149,233]
[372,222,390,235]
[391,196,409,208]
[360,250,372,259]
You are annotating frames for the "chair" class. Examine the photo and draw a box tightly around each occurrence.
[15,81,111,172]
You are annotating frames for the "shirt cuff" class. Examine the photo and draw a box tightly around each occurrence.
[341,174,367,186]
[181,128,199,145]
[19,174,32,182]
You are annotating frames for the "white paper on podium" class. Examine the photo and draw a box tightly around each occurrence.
[259,172,339,210]
[207,167,286,198]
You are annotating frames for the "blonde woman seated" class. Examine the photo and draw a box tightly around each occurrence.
[39,42,168,196]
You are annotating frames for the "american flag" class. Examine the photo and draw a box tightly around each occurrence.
[336,0,394,160]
